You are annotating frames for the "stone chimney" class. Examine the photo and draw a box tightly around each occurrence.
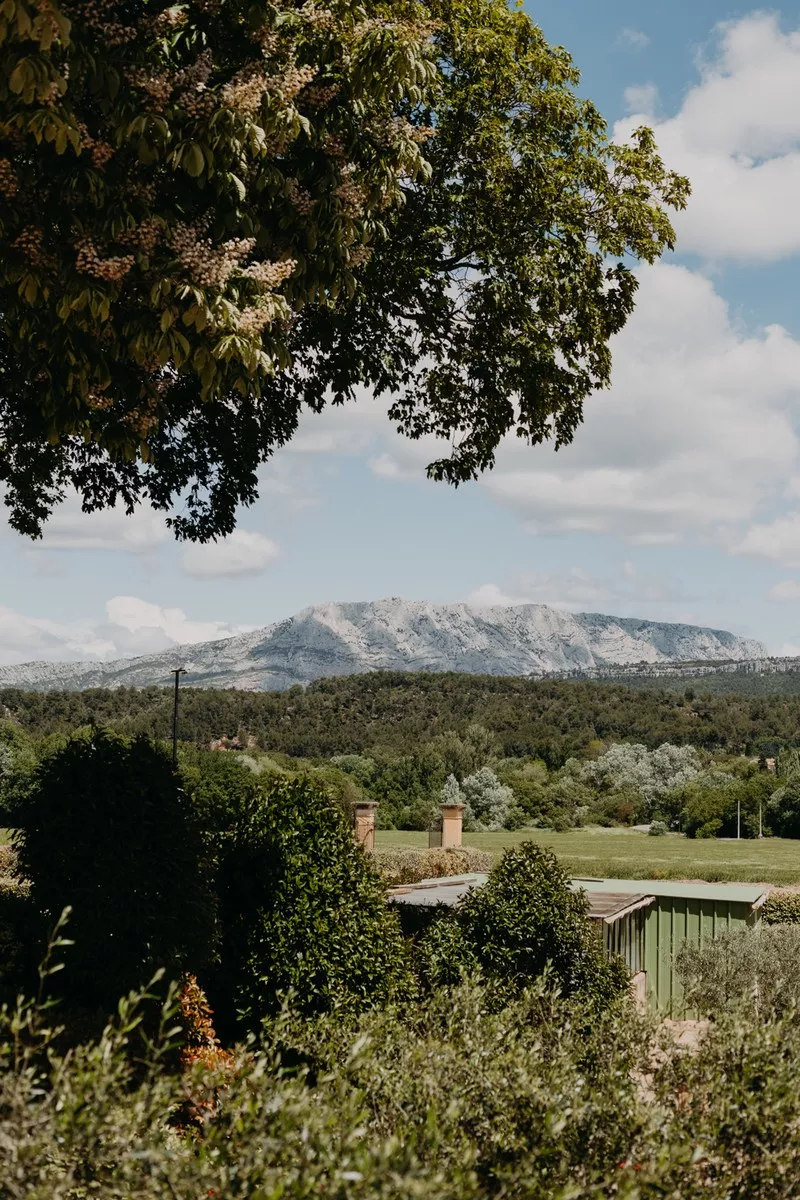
[353,801,378,851]
[440,801,464,849]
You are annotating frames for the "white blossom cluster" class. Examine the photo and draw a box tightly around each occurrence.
[74,237,135,282]
[170,223,256,290]
[241,259,296,288]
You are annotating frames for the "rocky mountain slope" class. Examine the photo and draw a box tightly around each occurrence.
[0,598,767,692]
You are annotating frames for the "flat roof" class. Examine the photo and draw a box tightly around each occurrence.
[388,875,655,922]
[388,873,768,912]
[388,874,487,908]
[572,877,769,906]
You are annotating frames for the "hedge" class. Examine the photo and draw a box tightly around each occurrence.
[370,846,494,886]
[763,890,800,925]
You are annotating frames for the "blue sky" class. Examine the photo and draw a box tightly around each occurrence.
[4,2,800,664]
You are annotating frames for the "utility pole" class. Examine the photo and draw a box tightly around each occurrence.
[171,667,186,766]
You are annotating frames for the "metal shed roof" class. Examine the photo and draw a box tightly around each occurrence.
[572,877,769,907]
[388,874,487,908]
[387,874,655,923]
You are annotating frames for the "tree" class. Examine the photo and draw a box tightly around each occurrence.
[0,0,689,540]
[0,720,37,820]
[15,729,213,1007]
[461,766,512,831]
[418,841,629,1008]
[213,775,413,1027]
[768,779,800,840]
[581,742,701,813]
[0,0,436,538]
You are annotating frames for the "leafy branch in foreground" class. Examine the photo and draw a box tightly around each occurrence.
[0,0,688,539]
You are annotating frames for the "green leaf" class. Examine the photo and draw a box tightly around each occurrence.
[183,142,205,177]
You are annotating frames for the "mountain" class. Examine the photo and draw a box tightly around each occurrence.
[0,598,768,692]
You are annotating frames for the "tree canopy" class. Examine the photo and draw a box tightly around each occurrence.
[0,0,688,539]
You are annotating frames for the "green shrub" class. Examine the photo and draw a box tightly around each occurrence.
[214,776,414,1027]
[676,925,800,1017]
[648,820,668,836]
[10,967,800,1199]
[15,729,213,1008]
[371,846,493,885]
[417,842,629,1009]
[763,890,800,925]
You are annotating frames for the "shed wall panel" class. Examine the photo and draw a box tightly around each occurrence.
[644,897,760,1016]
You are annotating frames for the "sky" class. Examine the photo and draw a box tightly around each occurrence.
[4,2,800,665]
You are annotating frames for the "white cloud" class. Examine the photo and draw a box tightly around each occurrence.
[624,83,658,114]
[466,564,688,616]
[615,13,800,263]
[0,596,253,667]
[181,530,279,580]
[769,579,800,601]
[619,27,650,50]
[465,583,528,608]
[365,263,800,550]
[736,515,800,568]
[20,495,170,553]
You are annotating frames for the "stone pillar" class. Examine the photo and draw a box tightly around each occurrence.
[440,803,464,849]
[353,801,378,851]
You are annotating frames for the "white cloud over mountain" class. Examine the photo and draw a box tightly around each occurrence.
[0,596,253,667]
[466,562,690,617]
[181,530,279,579]
[22,496,170,553]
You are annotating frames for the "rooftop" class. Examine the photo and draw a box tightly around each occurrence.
[572,877,769,906]
[387,874,655,923]
[387,874,769,914]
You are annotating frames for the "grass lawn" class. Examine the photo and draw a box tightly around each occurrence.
[375,826,800,886]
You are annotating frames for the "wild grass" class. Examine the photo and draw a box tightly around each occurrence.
[375,827,800,886]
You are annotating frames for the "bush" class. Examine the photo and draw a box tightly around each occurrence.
[15,729,213,1008]
[676,925,800,1017]
[649,820,668,837]
[763,890,800,925]
[214,776,414,1027]
[417,842,629,1009]
[371,846,493,886]
[11,966,800,1199]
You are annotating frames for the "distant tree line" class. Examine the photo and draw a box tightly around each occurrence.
[4,673,800,835]
[1,672,799,762]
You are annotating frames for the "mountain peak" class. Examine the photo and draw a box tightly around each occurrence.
[0,598,767,693]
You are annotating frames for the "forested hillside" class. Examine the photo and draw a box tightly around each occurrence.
[1,672,796,763]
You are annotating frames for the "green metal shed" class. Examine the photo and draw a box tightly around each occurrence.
[388,874,769,1017]
[574,878,769,1016]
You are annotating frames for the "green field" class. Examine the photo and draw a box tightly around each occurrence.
[376,827,800,886]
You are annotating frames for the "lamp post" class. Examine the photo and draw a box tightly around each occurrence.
[171,666,186,766]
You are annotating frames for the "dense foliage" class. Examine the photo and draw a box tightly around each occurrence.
[7,672,800,759]
[9,967,800,1199]
[418,842,629,1009]
[15,729,212,1008]
[676,926,800,1019]
[3,675,798,833]
[0,0,436,539]
[0,0,687,540]
[212,774,413,1027]
[763,890,800,925]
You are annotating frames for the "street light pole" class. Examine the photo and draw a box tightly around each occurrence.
[171,667,186,766]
